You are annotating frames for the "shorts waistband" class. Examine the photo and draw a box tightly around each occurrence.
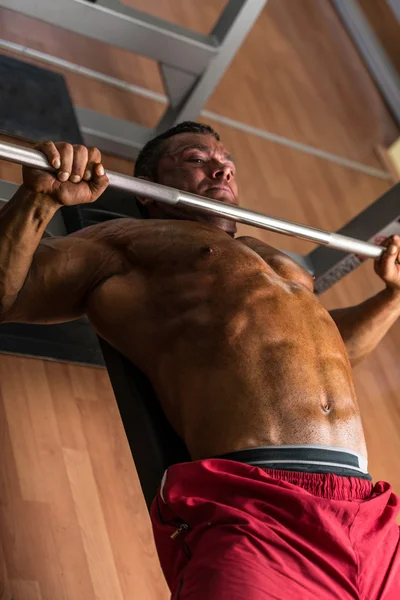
[212,444,372,481]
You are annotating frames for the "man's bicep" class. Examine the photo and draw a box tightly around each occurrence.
[2,234,117,325]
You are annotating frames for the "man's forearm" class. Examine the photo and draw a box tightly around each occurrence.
[329,288,400,366]
[0,185,59,316]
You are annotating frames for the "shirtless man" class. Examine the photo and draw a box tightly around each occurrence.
[1,122,399,599]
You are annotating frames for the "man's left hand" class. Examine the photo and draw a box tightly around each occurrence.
[374,234,400,294]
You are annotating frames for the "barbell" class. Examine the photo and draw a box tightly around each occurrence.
[0,139,386,259]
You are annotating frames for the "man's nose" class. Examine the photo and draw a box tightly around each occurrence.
[211,163,231,181]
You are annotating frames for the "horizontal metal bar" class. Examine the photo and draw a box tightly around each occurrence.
[0,140,385,259]
[76,106,392,178]
[0,0,218,74]
[0,39,168,103]
[1,39,392,178]
[202,111,392,180]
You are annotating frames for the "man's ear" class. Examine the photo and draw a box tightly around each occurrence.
[135,175,154,206]
[136,196,152,206]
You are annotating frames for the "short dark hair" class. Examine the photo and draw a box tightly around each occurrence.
[134,121,220,218]
[134,121,220,181]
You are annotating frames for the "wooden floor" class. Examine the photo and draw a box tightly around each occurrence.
[0,1,400,598]
[0,357,168,600]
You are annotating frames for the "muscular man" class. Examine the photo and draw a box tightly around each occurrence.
[1,122,399,599]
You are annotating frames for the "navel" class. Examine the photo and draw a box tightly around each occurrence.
[321,401,332,415]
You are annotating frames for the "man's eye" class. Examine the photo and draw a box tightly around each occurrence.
[188,158,205,164]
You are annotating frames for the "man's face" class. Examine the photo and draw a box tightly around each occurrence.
[139,132,239,235]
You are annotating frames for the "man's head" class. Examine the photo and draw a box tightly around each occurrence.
[134,121,238,235]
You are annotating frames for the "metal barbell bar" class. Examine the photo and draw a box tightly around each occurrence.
[0,140,385,259]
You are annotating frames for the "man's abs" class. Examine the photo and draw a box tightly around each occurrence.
[85,219,368,460]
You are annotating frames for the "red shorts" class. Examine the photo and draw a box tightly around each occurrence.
[150,459,400,599]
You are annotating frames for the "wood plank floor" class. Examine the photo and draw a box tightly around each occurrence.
[0,357,169,600]
[0,1,399,597]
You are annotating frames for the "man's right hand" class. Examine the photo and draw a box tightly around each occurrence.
[22,142,109,207]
